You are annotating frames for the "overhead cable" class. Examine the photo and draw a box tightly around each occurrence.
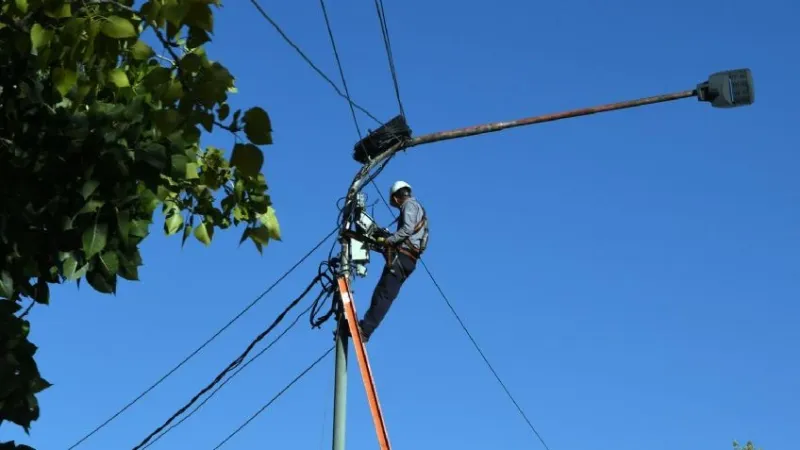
[131,272,333,449]
[370,187,551,450]
[247,0,381,125]
[419,261,552,450]
[140,296,328,448]
[211,346,335,449]
[67,227,337,449]
[319,0,363,139]
[372,0,406,118]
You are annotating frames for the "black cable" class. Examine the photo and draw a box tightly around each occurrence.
[319,0,363,139]
[247,0,382,125]
[418,261,552,450]
[311,262,337,328]
[369,185,552,450]
[140,298,324,448]
[373,0,406,118]
[132,274,327,449]
[211,346,335,449]
[67,227,338,449]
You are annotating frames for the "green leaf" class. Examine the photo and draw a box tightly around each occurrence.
[15,0,29,13]
[44,2,72,18]
[185,3,214,32]
[162,80,184,103]
[230,143,263,178]
[170,154,189,179]
[80,179,100,200]
[259,206,281,241]
[52,68,77,96]
[82,223,108,259]
[30,23,53,51]
[217,103,230,121]
[62,256,89,281]
[193,223,212,246]
[108,69,130,88]
[143,66,173,90]
[182,215,194,247]
[152,109,180,135]
[86,268,116,294]
[179,53,202,73]
[140,142,167,170]
[33,279,50,305]
[117,252,140,281]
[0,271,13,299]
[77,199,104,216]
[117,210,131,247]
[185,162,199,179]
[242,107,273,145]
[30,377,53,395]
[98,251,119,277]
[197,112,213,132]
[131,40,154,60]
[186,27,211,48]
[249,226,270,245]
[101,16,137,39]
[164,211,183,235]
[61,18,87,46]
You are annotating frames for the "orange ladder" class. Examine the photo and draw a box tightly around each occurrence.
[336,276,392,450]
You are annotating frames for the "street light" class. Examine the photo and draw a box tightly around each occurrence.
[697,68,755,108]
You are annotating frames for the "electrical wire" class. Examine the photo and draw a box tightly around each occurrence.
[67,227,338,449]
[211,346,335,449]
[140,297,325,448]
[319,0,362,139]
[247,0,382,125]
[131,273,331,449]
[370,186,552,450]
[419,261,552,450]
[372,0,406,118]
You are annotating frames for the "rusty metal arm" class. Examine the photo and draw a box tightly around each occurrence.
[343,88,698,205]
[408,89,697,147]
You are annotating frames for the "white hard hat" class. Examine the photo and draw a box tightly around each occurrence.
[389,180,411,196]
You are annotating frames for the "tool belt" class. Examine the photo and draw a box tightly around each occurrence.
[384,245,420,265]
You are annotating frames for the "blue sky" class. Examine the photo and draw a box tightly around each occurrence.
[5,0,799,449]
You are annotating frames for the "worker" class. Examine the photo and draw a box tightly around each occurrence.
[357,180,428,343]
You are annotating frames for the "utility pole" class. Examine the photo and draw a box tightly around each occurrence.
[331,310,348,450]
[331,67,755,450]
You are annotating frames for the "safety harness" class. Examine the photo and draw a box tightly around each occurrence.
[386,204,428,265]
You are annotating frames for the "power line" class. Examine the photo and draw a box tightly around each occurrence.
[211,346,335,449]
[132,274,332,449]
[418,261,552,450]
[372,0,406,118]
[369,186,551,450]
[247,0,382,125]
[67,227,338,449]
[140,298,325,448]
[319,0,362,139]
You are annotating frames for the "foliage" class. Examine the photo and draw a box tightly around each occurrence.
[0,0,281,446]
[733,441,762,450]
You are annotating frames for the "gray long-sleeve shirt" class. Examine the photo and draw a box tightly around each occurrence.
[386,196,427,252]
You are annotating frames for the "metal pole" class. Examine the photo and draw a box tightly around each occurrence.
[407,89,697,147]
[332,316,348,450]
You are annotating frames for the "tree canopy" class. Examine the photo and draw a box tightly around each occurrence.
[0,1,280,447]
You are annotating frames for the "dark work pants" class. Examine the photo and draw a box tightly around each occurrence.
[359,252,417,339]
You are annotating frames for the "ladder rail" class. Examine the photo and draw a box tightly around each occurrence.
[336,277,392,450]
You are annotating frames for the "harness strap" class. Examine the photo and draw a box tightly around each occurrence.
[393,206,427,256]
